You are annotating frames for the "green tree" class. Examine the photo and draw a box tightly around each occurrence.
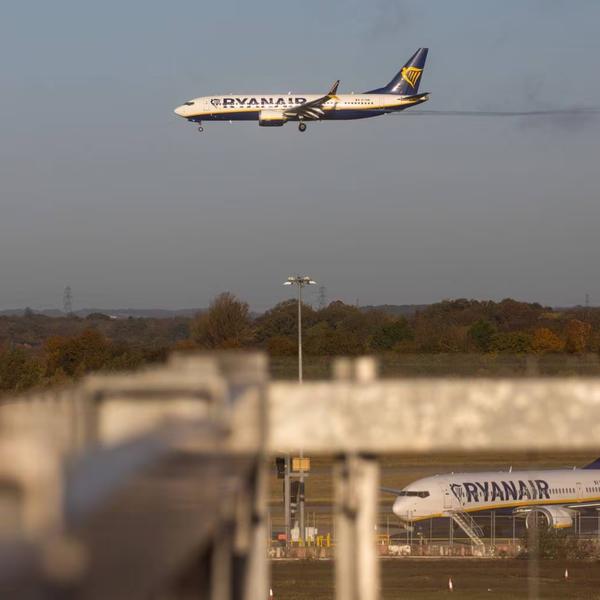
[254,300,316,343]
[490,331,533,353]
[370,318,413,351]
[304,322,365,356]
[266,336,297,356]
[468,319,497,352]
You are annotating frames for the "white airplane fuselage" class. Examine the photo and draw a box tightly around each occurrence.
[174,47,430,131]
[174,92,429,123]
[393,468,600,528]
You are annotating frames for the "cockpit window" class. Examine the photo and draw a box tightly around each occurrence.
[398,491,430,498]
[184,101,195,106]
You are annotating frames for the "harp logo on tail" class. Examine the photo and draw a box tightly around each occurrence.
[401,66,423,89]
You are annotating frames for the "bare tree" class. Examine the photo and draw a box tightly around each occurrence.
[191,293,254,349]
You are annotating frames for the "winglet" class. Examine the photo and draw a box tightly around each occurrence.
[328,80,340,96]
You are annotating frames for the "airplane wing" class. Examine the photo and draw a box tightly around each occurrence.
[513,502,600,514]
[380,487,403,496]
[284,80,339,120]
[565,501,600,510]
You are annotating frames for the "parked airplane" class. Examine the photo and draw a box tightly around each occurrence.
[174,48,429,132]
[384,458,600,531]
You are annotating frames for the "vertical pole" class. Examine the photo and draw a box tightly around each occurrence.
[298,282,305,544]
[386,514,389,544]
[298,283,303,384]
[284,456,291,551]
[512,514,516,545]
[268,510,272,550]
[527,521,540,600]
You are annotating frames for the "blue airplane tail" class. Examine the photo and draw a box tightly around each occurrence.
[582,458,600,469]
[366,48,428,95]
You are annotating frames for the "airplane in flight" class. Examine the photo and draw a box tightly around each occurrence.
[174,48,429,132]
[384,458,600,533]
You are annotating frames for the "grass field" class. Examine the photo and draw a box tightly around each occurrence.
[269,354,600,380]
[272,558,600,599]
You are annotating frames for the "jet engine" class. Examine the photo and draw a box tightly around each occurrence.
[525,506,574,530]
[258,110,287,127]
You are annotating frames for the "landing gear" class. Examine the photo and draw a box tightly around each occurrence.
[298,122,307,132]
[197,123,204,132]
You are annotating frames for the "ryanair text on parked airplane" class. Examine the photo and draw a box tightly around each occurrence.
[384,458,600,531]
[174,48,429,132]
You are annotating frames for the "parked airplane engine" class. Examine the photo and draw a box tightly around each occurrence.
[525,506,574,530]
[258,110,287,127]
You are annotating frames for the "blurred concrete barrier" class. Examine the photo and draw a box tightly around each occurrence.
[2,353,600,599]
[0,352,269,600]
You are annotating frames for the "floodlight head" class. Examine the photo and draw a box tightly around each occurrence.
[284,275,316,287]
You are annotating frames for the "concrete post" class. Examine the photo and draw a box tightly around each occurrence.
[334,454,380,600]
[244,461,269,600]
[211,524,233,600]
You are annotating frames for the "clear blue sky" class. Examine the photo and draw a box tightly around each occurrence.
[1,0,599,310]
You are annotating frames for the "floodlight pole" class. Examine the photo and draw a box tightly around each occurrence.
[297,282,303,383]
[284,275,316,546]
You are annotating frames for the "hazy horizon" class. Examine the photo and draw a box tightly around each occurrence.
[2,0,599,311]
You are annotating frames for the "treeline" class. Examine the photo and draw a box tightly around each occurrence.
[192,294,599,355]
[1,295,599,395]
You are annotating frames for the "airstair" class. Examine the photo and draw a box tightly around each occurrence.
[450,510,485,549]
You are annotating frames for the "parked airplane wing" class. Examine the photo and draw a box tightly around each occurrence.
[380,487,404,495]
[565,501,600,509]
[284,80,340,120]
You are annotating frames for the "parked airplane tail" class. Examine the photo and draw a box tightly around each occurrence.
[582,458,600,469]
[366,48,428,95]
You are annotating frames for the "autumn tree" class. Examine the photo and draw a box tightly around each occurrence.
[190,293,254,349]
[531,328,565,354]
[44,329,111,377]
[565,320,592,354]
[0,347,43,392]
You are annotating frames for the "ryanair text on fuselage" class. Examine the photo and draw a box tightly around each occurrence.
[383,460,600,532]
[174,48,429,132]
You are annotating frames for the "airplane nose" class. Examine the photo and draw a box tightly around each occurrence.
[393,497,411,521]
[174,105,186,117]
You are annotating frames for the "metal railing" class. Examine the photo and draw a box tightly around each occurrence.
[3,353,600,599]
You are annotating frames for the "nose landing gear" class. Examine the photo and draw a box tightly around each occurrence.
[298,122,307,132]
[197,125,204,132]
